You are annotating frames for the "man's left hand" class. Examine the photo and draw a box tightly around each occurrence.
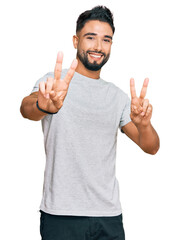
[130,78,153,128]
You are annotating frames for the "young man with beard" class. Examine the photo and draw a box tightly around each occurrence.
[20,5,160,240]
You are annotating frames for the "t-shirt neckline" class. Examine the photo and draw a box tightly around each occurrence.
[63,69,103,85]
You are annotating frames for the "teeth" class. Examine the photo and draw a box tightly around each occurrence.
[90,54,102,58]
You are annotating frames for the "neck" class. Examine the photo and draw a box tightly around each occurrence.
[75,57,101,79]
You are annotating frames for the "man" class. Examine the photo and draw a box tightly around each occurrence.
[20,5,160,240]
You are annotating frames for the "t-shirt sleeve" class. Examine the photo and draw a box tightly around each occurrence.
[119,94,131,133]
[31,72,54,94]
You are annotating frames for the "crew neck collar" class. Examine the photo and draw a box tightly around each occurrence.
[75,70,100,80]
[62,69,104,85]
[73,71,103,84]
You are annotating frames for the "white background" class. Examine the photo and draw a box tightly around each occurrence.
[0,0,178,239]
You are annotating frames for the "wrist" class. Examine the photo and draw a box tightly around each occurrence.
[36,100,58,115]
[136,122,152,133]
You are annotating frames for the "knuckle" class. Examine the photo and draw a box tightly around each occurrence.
[66,73,73,81]
[132,99,137,105]
[46,82,53,91]
[144,99,149,104]
[47,77,53,82]
[56,91,63,98]
[39,82,45,91]
[54,100,63,109]
[148,104,152,110]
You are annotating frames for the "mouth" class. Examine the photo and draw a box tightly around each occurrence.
[88,52,104,61]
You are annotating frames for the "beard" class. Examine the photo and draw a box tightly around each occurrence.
[77,50,110,71]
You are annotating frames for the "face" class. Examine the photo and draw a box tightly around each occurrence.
[73,20,113,71]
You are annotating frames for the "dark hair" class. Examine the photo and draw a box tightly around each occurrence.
[76,6,115,34]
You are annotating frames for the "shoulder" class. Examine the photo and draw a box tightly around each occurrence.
[35,69,68,83]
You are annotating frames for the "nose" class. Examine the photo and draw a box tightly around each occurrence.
[94,38,102,52]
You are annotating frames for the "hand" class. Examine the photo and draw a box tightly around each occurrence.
[38,51,78,113]
[130,78,153,128]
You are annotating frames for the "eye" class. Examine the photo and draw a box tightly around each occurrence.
[87,36,94,40]
[103,39,111,43]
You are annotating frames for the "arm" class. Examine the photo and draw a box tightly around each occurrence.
[20,52,78,121]
[122,121,160,155]
[20,92,47,121]
[121,77,160,155]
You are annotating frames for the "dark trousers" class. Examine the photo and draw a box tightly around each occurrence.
[40,210,125,240]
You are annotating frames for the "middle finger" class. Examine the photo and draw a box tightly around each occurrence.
[141,99,149,116]
[63,59,78,85]
[45,77,54,98]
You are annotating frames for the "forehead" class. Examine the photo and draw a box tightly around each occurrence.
[78,20,113,37]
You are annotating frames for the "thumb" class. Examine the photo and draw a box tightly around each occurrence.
[49,90,56,99]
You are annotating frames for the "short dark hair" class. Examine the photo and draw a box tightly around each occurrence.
[76,6,115,34]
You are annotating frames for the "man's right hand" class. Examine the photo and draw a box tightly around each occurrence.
[38,51,78,113]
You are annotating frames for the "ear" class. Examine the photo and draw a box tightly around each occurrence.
[73,35,79,49]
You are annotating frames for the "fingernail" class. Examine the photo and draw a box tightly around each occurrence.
[58,51,63,56]
[130,78,134,83]
[145,78,149,83]
[57,51,63,61]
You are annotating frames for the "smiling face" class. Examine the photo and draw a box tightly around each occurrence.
[73,20,113,77]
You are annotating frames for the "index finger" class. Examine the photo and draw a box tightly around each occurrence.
[130,78,137,99]
[140,78,149,99]
[63,59,78,85]
[54,51,63,81]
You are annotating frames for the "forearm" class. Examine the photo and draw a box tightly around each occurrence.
[20,94,47,121]
[137,122,160,155]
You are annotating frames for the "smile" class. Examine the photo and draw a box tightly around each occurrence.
[88,52,104,61]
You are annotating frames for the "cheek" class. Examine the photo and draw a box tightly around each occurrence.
[104,44,112,52]
[78,40,96,51]
[101,42,111,53]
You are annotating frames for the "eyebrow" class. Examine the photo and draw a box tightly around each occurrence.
[83,32,113,40]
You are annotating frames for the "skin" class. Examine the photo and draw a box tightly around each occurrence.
[20,53,78,120]
[20,19,159,154]
[73,20,113,79]
[124,78,160,155]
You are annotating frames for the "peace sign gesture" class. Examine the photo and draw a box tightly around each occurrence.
[130,78,153,127]
[38,52,78,113]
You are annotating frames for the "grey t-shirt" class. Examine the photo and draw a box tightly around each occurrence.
[31,69,131,216]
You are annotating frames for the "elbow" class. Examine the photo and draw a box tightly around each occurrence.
[20,100,29,119]
[20,104,26,118]
[149,148,159,155]
[152,138,160,155]
[152,145,160,155]
[144,144,160,155]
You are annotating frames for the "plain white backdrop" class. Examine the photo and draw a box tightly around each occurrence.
[0,0,178,239]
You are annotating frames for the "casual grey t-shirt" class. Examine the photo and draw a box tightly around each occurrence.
[31,69,131,216]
